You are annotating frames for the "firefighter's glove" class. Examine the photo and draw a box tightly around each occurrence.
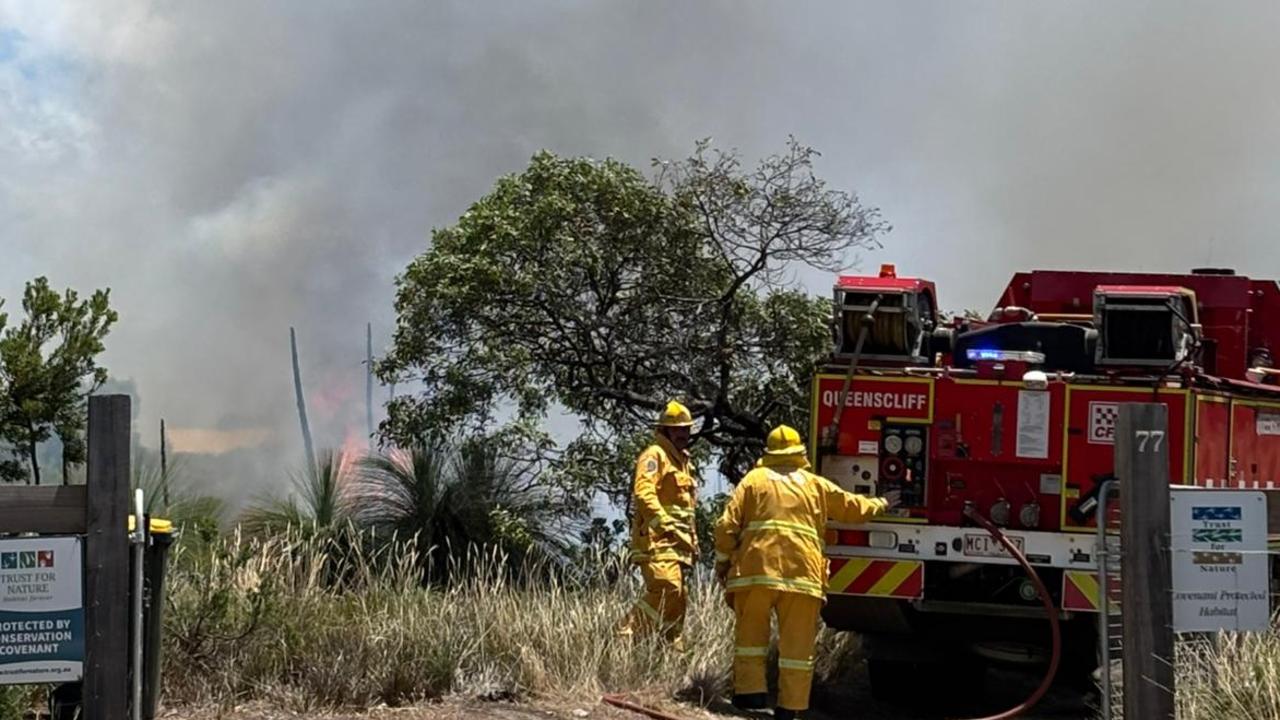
[650,513,679,535]
[670,526,697,555]
[714,561,730,586]
[881,489,903,510]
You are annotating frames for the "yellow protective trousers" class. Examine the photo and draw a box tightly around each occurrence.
[621,560,687,642]
[732,587,823,711]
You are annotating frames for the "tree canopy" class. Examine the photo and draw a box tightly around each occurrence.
[379,139,888,504]
[0,277,117,484]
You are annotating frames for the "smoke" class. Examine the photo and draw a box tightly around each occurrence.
[3,1,1280,504]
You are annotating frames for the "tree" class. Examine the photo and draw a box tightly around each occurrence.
[379,138,888,504]
[349,438,570,579]
[241,449,352,535]
[694,492,730,567]
[0,278,117,485]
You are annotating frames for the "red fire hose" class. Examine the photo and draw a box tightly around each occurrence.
[960,505,1062,720]
[601,694,686,720]
[604,508,1062,720]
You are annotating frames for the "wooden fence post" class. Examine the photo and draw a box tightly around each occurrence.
[83,395,131,720]
[1118,403,1175,720]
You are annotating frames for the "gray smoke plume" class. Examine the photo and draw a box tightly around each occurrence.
[3,2,1280,505]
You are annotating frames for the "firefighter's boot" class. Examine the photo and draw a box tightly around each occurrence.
[773,708,797,720]
[732,693,767,711]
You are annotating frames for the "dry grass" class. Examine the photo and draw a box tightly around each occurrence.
[162,527,741,713]
[156,527,1278,720]
[1174,627,1280,720]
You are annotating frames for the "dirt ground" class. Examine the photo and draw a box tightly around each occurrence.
[164,669,1098,720]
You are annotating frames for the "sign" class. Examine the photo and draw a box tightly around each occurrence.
[1016,390,1050,459]
[814,376,933,424]
[1258,411,1280,436]
[1088,402,1119,444]
[1170,489,1270,632]
[0,537,83,685]
[819,387,929,414]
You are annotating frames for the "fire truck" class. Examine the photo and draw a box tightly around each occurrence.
[812,265,1280,697]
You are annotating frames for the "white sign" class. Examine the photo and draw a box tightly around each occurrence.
[1257,411,1280,436]
[0,536,83,685]
[1016,390,1050,459]
[1170,489,1270,632]
[1088,402,1119,444]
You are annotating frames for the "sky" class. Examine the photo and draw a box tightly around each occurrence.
[3,1,1280,505]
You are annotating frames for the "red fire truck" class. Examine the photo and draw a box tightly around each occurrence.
[813,265,1280,696]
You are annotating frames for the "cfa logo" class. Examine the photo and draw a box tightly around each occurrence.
[1088,402,1119,444]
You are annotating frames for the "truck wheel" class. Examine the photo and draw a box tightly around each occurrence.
[867,657,913,701]
[949,657,987,697]
[868,656,985,706]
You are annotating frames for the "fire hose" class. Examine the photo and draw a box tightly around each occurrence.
[603,507,1062,720]
[959,503,1062,720]
[601,694,686,720]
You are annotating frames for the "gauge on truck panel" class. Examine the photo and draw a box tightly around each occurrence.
[904,435,924,456]
[884,434,904,454]
[879,424,928,509]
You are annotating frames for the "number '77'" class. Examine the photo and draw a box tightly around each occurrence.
[1135,430,1165,452]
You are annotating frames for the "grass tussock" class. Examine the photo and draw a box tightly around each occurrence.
[162,525,739,712]
[1175,628,1280,720]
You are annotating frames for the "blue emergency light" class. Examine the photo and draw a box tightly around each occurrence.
[965,348,1046,364]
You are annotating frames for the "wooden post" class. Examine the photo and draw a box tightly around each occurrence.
[1118,403,1175,720]
[84,395,131,720]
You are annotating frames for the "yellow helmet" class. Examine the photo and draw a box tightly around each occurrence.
[656,400,695,428]
[764,425,808,456]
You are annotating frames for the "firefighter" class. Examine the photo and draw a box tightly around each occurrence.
[617,400,700,648]
[714,425,900,720]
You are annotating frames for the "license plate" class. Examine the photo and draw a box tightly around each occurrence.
[963,533,1025,558]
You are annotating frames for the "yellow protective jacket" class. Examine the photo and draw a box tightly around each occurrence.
[629,434,698,565]
[714,457,888,599]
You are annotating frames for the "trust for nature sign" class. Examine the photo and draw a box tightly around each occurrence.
[1170,489,1270,632]
[0,536,84,685]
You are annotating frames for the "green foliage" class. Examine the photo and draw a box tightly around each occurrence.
[241,449,351,536]
[694,492,729,567]
[380,138,887,505]
[350,438,571,579]
[578,516,628,554]
[0,277,117,484]
[132,450,227,550]
[0,686,36,720]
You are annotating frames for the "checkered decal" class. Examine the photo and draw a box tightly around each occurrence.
[1088,402,1119,444]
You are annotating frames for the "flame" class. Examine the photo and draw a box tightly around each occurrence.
[339,425,371,461]
[309,368,357,419]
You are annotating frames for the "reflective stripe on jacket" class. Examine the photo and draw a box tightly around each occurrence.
[714,460,887,598]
